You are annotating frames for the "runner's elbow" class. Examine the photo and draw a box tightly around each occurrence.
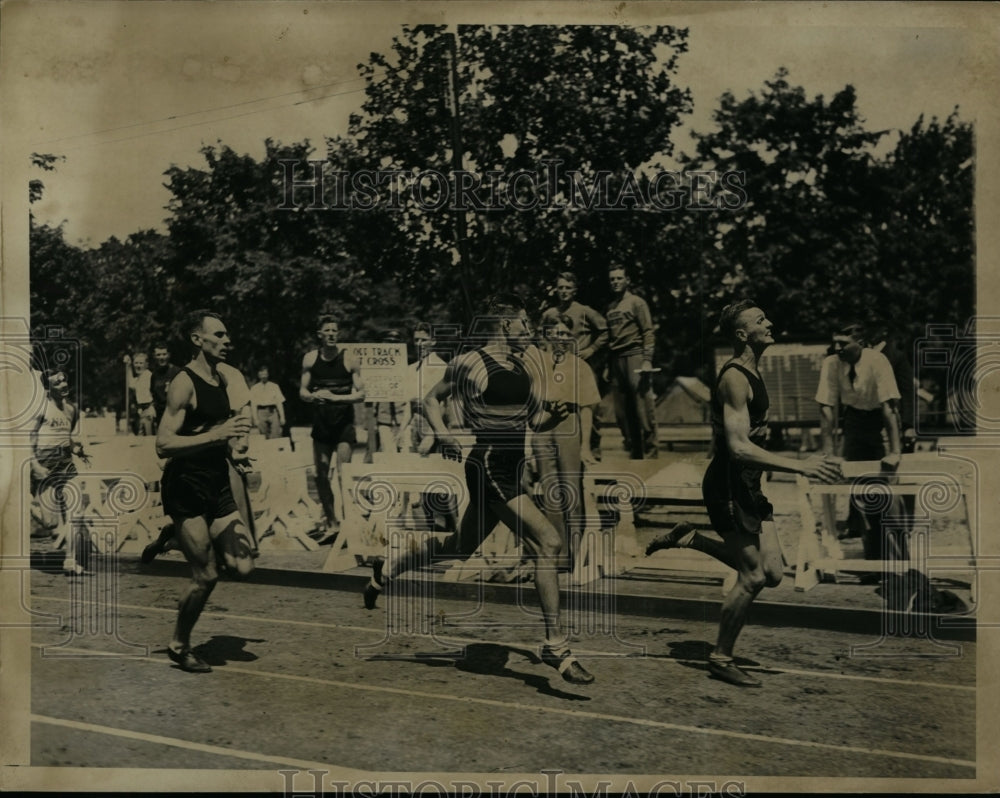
[726,438,754,462]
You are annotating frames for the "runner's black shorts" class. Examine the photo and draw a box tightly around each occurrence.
[702,456,774,537]
[311,408,357,447]
[30,448,76,498]
[465,441,527,508]
[161,456,239,521]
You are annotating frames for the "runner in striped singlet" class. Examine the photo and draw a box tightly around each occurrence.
[365,294,594,685]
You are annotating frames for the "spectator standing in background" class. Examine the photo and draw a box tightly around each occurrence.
[150,344,181,432]
[541,272,609,459]
[815,323,903,561]
[606,266,658,459]
[249,365,286,439]
[533,314,601,571]
[130,352,155,436]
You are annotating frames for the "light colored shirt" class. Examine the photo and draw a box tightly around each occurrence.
[606,290,655,360]
[543,351,601,408]
[131,370,153,404]
[35,397,76,453]
[540,301,608,361]
[815,349,900,411]
[250,380,285,409]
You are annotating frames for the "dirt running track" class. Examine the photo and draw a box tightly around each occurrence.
[27,564,976,781]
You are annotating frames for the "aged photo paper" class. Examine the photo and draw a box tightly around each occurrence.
[2,1,999,794]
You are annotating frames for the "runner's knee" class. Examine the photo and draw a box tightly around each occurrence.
[530,524,564,559]
[764,563,783,588]
[191,568,219,592]
[740,569,767,594]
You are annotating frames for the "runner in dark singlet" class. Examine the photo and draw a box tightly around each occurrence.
[300,316,365,538]
[701,361,773,537]
[155,310,255,673]
[646,301,841,687]
[365,294,594,685]
[160,366,238,520]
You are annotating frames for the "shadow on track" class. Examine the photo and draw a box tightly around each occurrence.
[367,642,592,701]
[158,635,266,668]
[641,639,763,674]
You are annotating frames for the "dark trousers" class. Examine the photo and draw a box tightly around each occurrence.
[610,352,657,459]
[843,406,909,561]
[587,353,610,454]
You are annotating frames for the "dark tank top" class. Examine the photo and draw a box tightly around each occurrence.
[310,348,354,426]
[710,361,769,456]
[178,366,231,466]
[462,349,536,443]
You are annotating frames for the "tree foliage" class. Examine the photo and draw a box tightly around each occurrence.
[29,153,63,205]
[28,37,974,420]
[661,71,973,372]
[344,25,693,318]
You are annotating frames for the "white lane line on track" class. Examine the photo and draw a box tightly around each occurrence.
[30,713,359,773]
[31,644,976,771]
[30,594,977,694]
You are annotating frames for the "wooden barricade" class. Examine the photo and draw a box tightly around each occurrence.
[74,437,166,556]
[574,465,740,590]
[609,477,735,591]
[251,436,322,552]
[795,454,977,595]
[323,453,471,572]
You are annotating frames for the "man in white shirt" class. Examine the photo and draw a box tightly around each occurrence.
[405,323,450,454]
[815,323,902,560]
[534,315,602,570]
[130,352,155,436]
[249,365,286,439]
[399,323,458,533]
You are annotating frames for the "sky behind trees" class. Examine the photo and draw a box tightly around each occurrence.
[18,12,978,414]
[12,4,981,246]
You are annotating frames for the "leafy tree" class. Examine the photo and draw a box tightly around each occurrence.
[29,152,64,205]
[678,69,887,336]
[662,70,973,392]
[162,139,419,416]
[29,51,974,425]
[344,24,693,320]
[871,110,974,337]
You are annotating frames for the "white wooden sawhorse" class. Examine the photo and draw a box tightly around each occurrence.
[324,453,472,572]
[795,455,977,600]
